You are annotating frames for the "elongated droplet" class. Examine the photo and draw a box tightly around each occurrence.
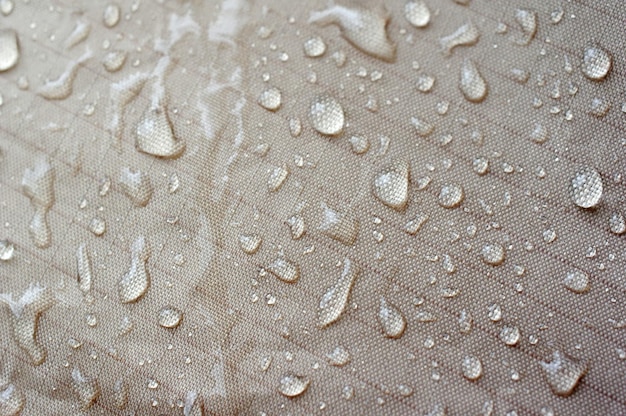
[513,9,536,45]
[319,203,359,246]
[22,159,55,249]
[103,50,126,72]
[136,104,185,158]
[570,166,602,208]
[267,165,288,191]
[0,240,14,261]
[318,258,359,328]
[118,167,153,207]
[326,346,350,367]
[28,207,51,249]
[72,367,100,410]
[183,391,203,416]
[64,20,90,49]
[278,374,309,398]
[158,306,183,328]
[38,49,92,100]
[286,215,306,239]
[563,269,590,294]
[582,45,611,81]
[239,234,261,254]
[404,1,430,28]
[267,258,300,283]
[439,183,464,208]
[499,325,520,346]
[103,3,121,28]
[378,297,406,339]
[309,95,344,136]
[540,351,587,396]
[460,59,487,102]
[309,5,396,61]
[0,29,19,71]
[405,214,428,235]
[0,384,24,416]
[113,379,128,409]
[462,356,483,380]
[76,244,93,294]
[440,20,479,55]
[118,236,150,303]
[373,161,409,211]
[303,36,326,57]
[481,243,505,266]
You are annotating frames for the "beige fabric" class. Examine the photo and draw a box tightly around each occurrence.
[0,0,625,414]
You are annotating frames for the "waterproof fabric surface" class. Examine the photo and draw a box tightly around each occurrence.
[0,0,625,415]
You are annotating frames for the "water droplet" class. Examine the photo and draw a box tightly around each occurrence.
[472,157,489,175]
[76,244,93,294]
[135,104,185,158]
[411,116,434,137]
[404,0,430,28]
[348,135,370,154]
[103,3,121,28]
[103,50,126,72]
[481,243,505,266]
[440,20,479,55]
[438,183,464,208]
[0,0,14,16]
[570,166,603,208]
[309,94,344,136]
[309,5,396,61]
[89,217,106,236]
[118,167,153,207]
[378,297,406,339]
[510,68,529,83]
[118,236,150,303]
[589,97,610,117]
[38,49,91,100]
[550,8,564,24]
[267,165,288,191]
[85,313,98,327]
[563,269,590,294]
[0,384,24,416]
[158,306,183,328]
[540,351,587,396]
[64,20,91,50]
[462,356,483,380]
[288,117,302,137]
[168,172,180,193]
[239,234,261,254]
[582,45,611,81]
[373,161,409,211]
[488,304,502,322]
[513,9,536,45]
[113,379,128,409]
[118,316,133,336]
[278,374,309,398]
[530,123,548,144]
[318,258,359,327]
[0,240,15,261]
[543,229,557,243]
[319,203,359,246]
[286,215,306,239]
[72,367,100,409]
[326,346,351,366]
[404,213,428,235]
[458,310,473,333]
[258,87,282,111]
[500,325,520,346]
[0,29,19,71]
[426,403,446,416]
[459,59,487,102]
[303,36,326,57]
[416,74,435,92]
[609,212,626,235]
[22,158,55,249]
[267,258,300,283]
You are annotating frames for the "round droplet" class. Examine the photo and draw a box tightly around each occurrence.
[239,234,261,254]
[373,161,409,210]
[500,325,520,346]
[481,243,505,266]
[309,95,344,136]
[158,306,183,328]
[563,269,590,294]
[581,45,611,81]
[278,374,309,398]
[459,59,487,102]
[404,0,430,28]
[0,0,14,16]
[438,183,464,208]
[258,87,282,111]
[462,356,483,380]
[378,297,406,339]
[303,36,326,57]
[0,29,19,71]
[472,157,489,175]
[0,239,15,261]
[103,3,121,28]
[570,166,602,208]
[326,346,351,367]
[609,212,626,235]
[488,304,502,322]
[89,217,106,236]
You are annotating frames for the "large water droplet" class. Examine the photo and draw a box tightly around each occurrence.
[158,306,183,328]
[326,346,351,367]
[404,0,430,28]
[378,297,406,339]
[278,374,310,398]
[303,36,326,57]
[459,59,487,102]
[539,351,587,396]
[373,161,409,210]
[319,203,359,245]
[563,269,590,294]
[258,87,282,111]
[309,5,396,61]
[570,166,602,209]
[118,236,150,303]
[581,45,612,81]
[440,20,479,55]
[481,243,505,266]
[0,384,24,416]
[103,3,121,28]
[267,258,300,283]
[513,9,537,45]
[0,0,14,16]
[0,29,18,71]
[118,167,153,207]
[135,104,185,158]
[438,183,464,208]
[318,258,359,328]
[76,244,93,294]
[72,367,100,410]
[309,94,345,136]
[462,356,483,380]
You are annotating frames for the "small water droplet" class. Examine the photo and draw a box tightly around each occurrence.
[459,310,473,333]
[348,135,369,154]
[513,9,536,45]
[318,258,359,327]
[462,356,483,380]
[411,116,434,137]
[378,297,406,339]
[118,167,153,207]
[76,244,93,294]
[319,203,359,246]
[22,159,55,249]
[135,105,185,158]
[582,45,611,81]
[267,165,288,191]
[481,243,505,266]
[438,183,464,208]
[488,304,502,322]
[267,258,300,283]
[0,29,19,71]
[286,215,306,239]
[38,49,91,100]
[89,217,106,236]
[589,97,610,117]
[278,374,309,398]
[530,123,548,144]
[440,20,479,55]
[373,160,409,211]
[459,59,487,102]
[239,233,261,254]
[404,0,430,28]
[0,240,15,261]
[288,117,302,137]
[570,166,603,208]
[540,351,587,396]
[113,379,128,409]
[416,74,435,92]
[103,3,121,28]
[510,68,529,83]
[404,213,428,235]
[258,87,282,111]
[309,94,344,136]
[326,345,351,366]
[550,8,564,24]
[158,306,183,328]
[118,236,150,303]
[71,367,100,409]
[102,50,126,72]
[472,157,489,175]
[563,269,590,294]
[499,325,520,346]
[609,212,626,235]
[303,36,326,57]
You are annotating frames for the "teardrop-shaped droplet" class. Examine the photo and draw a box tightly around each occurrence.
[89,217,106,236]
[440,20,479,55]
[581,45,611,81]
[267,258,300,283]
[319,203,359,246]
[0,240,14,261]
[118,167,153,207]
[258,87,282,111]
[404,1,430,28]
[438,183,464,208]
[462,356,483,380]
[158,306,183,328]
[513,9,536,45]
[563,269,590,294]
[318,258,359,328]
[570,166,602,209]
[267,165,288,191]
[0,384,24,416]
[303,36,326,57]
[239,234,261,254]
[278,374,310,398]
[378,297,406,339]
[539,351,587,396]
[459,59,487,102]
[481,243,505,266]
[113,379,128,409]
[38,49,91,100]
[0,29,19,71]
[286,215,306,239]
[118,236,150,303]
[373,161,409,211]
[326,346,351,367]
[499,325,520,346]
[135,104,185,158]
[28,207,51,249]
[530,123,548,144]
[76,244,93,294]
[71,367,100,409]
[309,95,344,136]
[103,3,121,28]
[309,5,396,61]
